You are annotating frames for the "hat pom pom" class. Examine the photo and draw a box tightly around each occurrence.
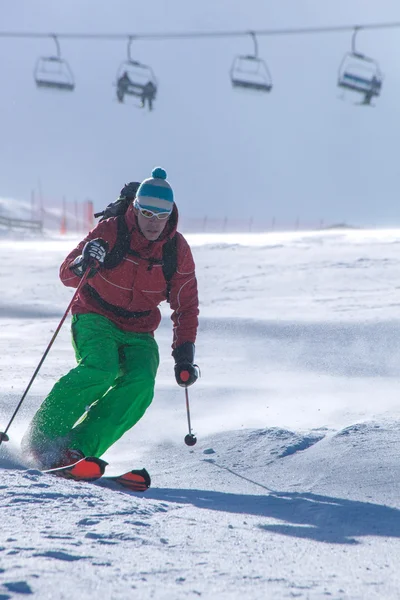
[151,167,167,180]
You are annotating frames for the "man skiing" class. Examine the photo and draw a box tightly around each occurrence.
[22,167,199,470]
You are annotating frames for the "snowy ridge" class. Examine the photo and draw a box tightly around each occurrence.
[1,422,400,598]
[0,197,33,220]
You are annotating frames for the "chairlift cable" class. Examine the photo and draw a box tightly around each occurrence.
[1,20,400,42]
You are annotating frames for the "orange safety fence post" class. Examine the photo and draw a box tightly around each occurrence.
[60,196,67,235]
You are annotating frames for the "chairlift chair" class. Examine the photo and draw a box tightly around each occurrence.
[338,52,382,97]
[230,32,273,94]
[34,36,75,92]
[116,60,157,100]
[337,28,383,102]
[115,37,158,108]
[34,56,75,91]
[230,55,272,92]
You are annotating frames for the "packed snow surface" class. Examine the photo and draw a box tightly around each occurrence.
[1,228,400,599]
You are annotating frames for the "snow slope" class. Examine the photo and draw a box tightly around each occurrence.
[1,228,400,599]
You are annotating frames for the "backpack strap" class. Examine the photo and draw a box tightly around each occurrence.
[103,216,131,270]
[162,234,178,303]
[126,247,163,270]
[85,284,151,319]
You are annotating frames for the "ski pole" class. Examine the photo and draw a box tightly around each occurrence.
[0,265,95,446]
[184,387,197,446]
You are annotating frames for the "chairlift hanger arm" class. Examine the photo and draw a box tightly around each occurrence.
[127,35,138,61]
[351,27,368,58]
[352,27,359,54]
[249,31,258,58]
[52,34,61,58]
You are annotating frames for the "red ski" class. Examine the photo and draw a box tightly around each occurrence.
[43,456,107,481]
[104,468,151,492]
[43,458,151,492]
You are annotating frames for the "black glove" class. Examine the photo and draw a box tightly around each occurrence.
[70,238,109,277]
[173,342,199,387]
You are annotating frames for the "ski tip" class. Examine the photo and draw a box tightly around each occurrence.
[109,468,151,492]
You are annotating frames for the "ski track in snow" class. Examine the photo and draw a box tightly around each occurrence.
[1,231,400,598]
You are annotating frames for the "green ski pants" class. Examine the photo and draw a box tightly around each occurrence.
[25,313,159,457]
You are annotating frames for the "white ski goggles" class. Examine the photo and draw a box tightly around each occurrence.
[134,199,171,220]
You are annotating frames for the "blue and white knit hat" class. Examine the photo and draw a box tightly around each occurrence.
[136,167,174,214]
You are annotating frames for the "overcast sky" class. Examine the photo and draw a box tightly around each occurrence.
[1,1,400,227]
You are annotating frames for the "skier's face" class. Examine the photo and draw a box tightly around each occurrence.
[135,206,170,241]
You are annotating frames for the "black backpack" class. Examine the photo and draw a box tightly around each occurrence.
[93,182,177,302]
[94,182,141,221]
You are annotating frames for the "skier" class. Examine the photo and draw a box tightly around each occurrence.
[22,167,199,469]
[140,80,157,111]
[116,70,131,103]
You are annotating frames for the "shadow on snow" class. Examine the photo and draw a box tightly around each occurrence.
[146,485,400,545]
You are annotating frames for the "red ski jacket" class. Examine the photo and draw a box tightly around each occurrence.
[60,203,199,349]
